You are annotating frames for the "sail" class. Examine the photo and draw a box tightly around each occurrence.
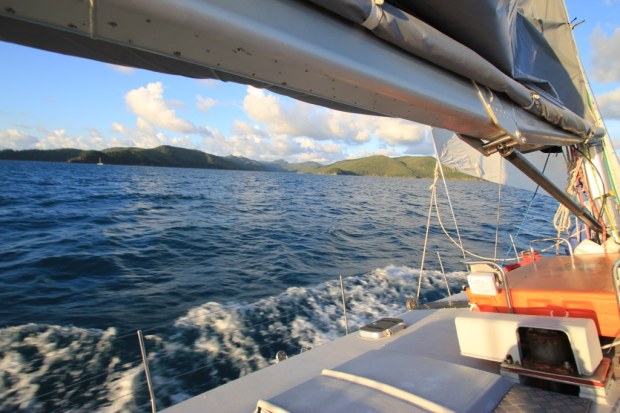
[432,128,568,193]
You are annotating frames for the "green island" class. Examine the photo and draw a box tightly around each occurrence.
[0,145,478,180]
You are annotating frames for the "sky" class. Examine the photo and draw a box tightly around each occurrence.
[1,0,619,164]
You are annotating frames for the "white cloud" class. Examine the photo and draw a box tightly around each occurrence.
[242,86,428,146]
[125,82,196,133]
[197,95,217,114]
[365,117,429,146]
[199,120,345,163]
[2,81,433,163]
[590,27,620,83]
[0,129,39,149]
[109,118,201,150]
[0,127,116,150]
[596,86,620,119]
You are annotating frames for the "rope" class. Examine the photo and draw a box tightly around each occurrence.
[416,164,438,301]
[431,137,466,259]
[430,182,516,263]
[504,152,551,258]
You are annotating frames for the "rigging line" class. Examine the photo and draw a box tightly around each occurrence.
[431,184,516,263]
[504,152,551,258]
[575,147,615,235]
[494,156,503,261]
[416,165,438,301]
[431,136,466,260]
[580,163,607,241]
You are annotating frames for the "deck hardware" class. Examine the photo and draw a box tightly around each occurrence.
[530,237,574,268]
[275,350,288,363]
[359,318,405,339]
[466,261,513,313]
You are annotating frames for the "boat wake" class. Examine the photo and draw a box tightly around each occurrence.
[0,265,466,412]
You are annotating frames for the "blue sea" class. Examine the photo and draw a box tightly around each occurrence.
[0,160,558,412]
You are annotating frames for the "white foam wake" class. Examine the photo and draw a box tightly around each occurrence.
[0,265,466,412]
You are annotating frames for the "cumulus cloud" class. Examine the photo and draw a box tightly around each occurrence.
[3,80,433,162]
[0,127,116,150]
[110,118,201,150]
[242,86,428,146]
[199,120,345,163]
[597,86,620,119]
[590,27,620,83]
[125,82,196,133]
[197,95,217,114]
[0,129,39,149]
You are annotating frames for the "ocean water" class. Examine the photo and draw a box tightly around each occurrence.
[0,160,558,412]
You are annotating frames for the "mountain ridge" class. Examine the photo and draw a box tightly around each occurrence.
[0,145,478,180]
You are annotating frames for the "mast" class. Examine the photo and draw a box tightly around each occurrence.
[562,0,620,244]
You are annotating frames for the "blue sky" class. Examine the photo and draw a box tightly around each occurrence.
[1,0,619,163]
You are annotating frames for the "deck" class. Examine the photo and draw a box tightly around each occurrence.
[469,253,620,337]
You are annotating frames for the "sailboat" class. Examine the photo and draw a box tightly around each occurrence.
[97,157,104,166]
[1,0,619,411]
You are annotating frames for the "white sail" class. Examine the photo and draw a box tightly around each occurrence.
[432,128,569,193]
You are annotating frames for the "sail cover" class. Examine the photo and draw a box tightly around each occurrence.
[386,0,596,124]
[307,0,600,140]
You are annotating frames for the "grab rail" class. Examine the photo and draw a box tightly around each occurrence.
[465,261,513,313]
[529,237,574,268]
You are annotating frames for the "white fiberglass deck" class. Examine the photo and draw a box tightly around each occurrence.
[163,302,513,413]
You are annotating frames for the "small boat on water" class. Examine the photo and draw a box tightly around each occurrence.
[97,157,104,166]
[1,0,619,411]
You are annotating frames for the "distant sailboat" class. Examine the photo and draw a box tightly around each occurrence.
[97,157,103,166]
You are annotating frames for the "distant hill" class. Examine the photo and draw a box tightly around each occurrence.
[0,146,477,180]
[311,155,477,180]
[0,148,83,162]
[0,146,312,173]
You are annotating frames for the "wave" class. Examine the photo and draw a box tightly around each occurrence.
[0,265,466,412]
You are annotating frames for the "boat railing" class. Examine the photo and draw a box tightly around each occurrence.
[529,237,574,255]
[464,260,513,313]
[529,237,575,267]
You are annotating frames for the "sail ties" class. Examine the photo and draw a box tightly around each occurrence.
[361,0,384,30]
